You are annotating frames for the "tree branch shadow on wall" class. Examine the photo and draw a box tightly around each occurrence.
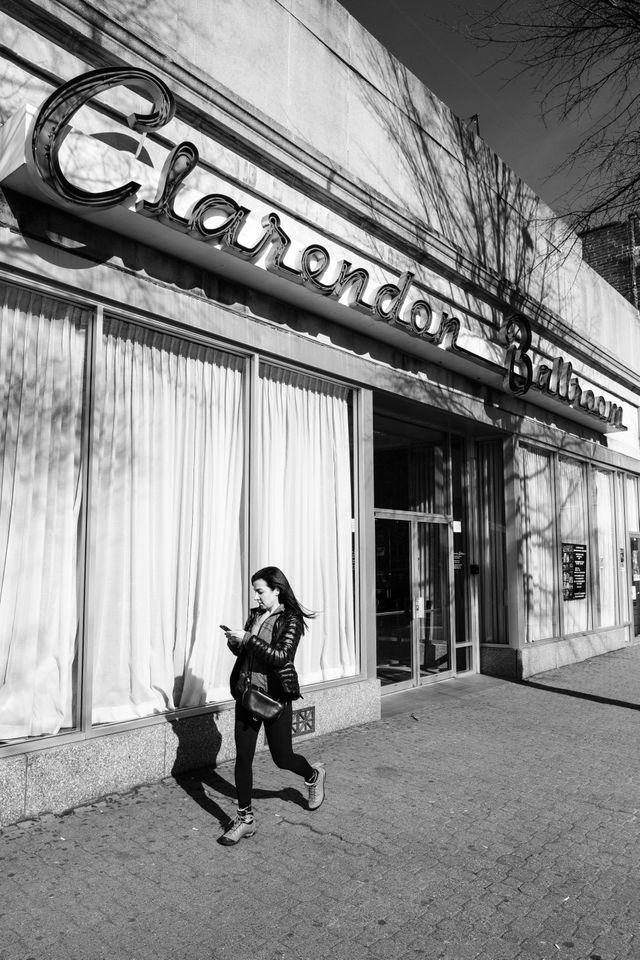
[349,35,583,328]
[0,186,246,311]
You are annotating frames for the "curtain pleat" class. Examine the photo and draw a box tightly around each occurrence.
[592,469,616,628]
[90,321,245,723]
[627,477,639,532]
[478,441,506,644]
[0,286,86,738]
[558,457,588,634]
[519,445,556,643]
[256,366,356,683]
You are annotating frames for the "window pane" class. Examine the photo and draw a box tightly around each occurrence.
[592,468,617,627]
[374,415,448,513]
[559,457,589,633]
[616,475,628,617]
[256,365,357,683]
[91,320,246,723]
[478,440,507,643]
[627,476,639,531]
[376,518,412,685]
[518,445,557,642]
[0,284,88,740]
[417,521,451,675]
[456,645,473,673]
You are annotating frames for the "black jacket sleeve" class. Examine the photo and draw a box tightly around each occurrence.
[242,612,303,667]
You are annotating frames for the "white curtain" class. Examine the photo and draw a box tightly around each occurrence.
[256,365,356,683]
[518,445,556,642]
[592,468,616,628]
[91,320,245,723]
[620,474,632,615]
[627,476,639,532]
[0,285,87,739]
[558,457,589,634]
[478,440,506,644]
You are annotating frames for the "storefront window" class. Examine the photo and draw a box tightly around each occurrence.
[256,365,356,683]
[519,446,629,643]
[0,284,88,740]
[518,445,557,642]
[558,457,589,634]
[91,320,246,723]
[0,283,362,743]
[591,468,617,628]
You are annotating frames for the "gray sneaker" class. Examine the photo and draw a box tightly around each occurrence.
[306,764,326,810]
[219,814,256,845]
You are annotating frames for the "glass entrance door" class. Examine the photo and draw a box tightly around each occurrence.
[375,516,452,688]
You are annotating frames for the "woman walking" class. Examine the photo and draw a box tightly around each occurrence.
[220,566,326,845]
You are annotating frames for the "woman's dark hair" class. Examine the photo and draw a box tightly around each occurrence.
[251,566,316,630]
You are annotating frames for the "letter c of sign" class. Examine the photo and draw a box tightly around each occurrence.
[31,67,175,209]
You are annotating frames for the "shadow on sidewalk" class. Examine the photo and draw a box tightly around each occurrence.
[506,677,640,712]
[168,670,309,825]
[173,767,307,829]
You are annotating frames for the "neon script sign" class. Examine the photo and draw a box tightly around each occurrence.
[30,67,460,349]
[500,314,624,427]
[30,67,624,428]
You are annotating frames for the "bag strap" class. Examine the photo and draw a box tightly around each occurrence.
[246,614,262,685]
[247,650,254,685]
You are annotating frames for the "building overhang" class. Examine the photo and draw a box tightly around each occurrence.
[0,67,627,434]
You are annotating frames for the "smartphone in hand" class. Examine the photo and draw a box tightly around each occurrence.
[220,624,230,632]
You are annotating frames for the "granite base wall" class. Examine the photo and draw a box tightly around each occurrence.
[0,678,380,827]
[518,628,629,677]
[481,629,629,680]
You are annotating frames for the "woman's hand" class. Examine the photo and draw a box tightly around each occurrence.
[225,629,245,653]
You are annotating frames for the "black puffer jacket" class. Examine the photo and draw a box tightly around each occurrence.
[230,607,302,702]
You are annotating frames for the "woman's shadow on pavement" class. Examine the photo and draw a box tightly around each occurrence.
[173,766,307,832]
[168,672,307,832]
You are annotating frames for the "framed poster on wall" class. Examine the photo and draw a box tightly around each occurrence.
[562,543,587,601]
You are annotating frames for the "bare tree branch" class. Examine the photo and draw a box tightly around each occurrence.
[462,0,640,228]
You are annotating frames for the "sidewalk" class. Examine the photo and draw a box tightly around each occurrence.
[3,648,640,960]
[524,641,640,708]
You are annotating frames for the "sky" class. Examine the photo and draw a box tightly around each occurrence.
[339,0,584,214]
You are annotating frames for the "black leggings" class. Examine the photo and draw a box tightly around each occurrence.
[234,701,315,809]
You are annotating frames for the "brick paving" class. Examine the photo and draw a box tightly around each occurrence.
[3,647,640,960]
[525,641,640,708]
